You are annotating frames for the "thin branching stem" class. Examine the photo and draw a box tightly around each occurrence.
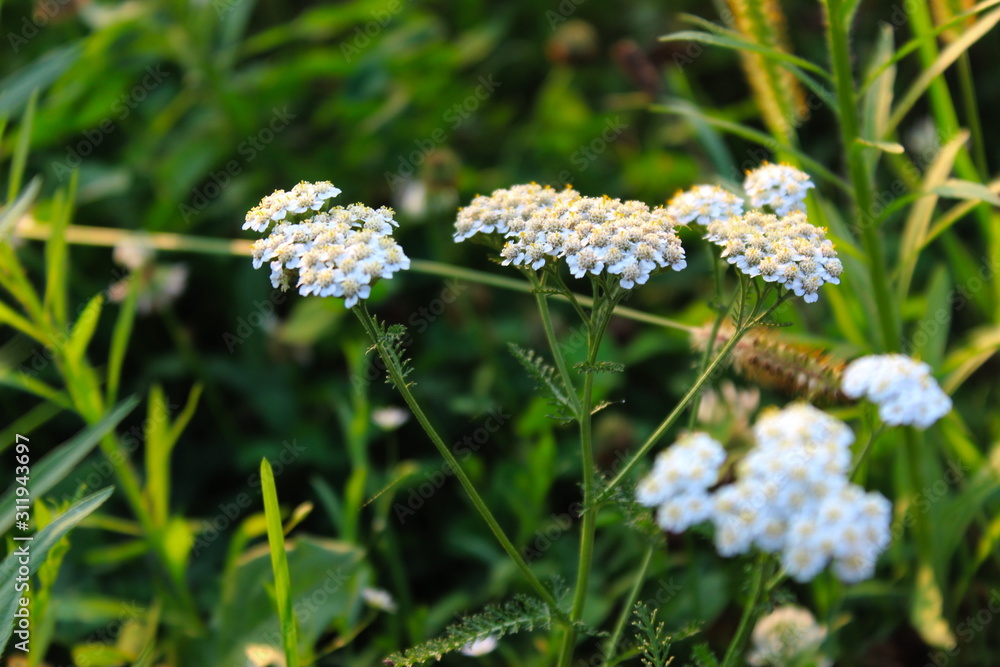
[353,304,567,619]
[603,541,657,665]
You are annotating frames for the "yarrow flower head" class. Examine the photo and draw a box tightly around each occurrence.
[244,181,342,232]
[636,404,892,584]
[635,432,726,532]
[748,605,831,667]
[455,183,686,290]
[453,183,580,242]
[743,163,815,216]
[842,354,952,429]
[666,184,744,225]
[705,210,842,302]
[244,183,409,308]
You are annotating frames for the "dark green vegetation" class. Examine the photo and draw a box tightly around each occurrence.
[1,0,999,665]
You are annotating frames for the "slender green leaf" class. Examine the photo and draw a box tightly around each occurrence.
[897,131,969,300]
[145,384,203,526]
[43,171,79,327]
[261,458,300,667]
[0,298,45,339]
[942,325,1000,393]
[0,487,115,654]
[0,372,73,409]
[65,293,104,368]
[923,178,1000,247]
[6,89,36,202]
[861,26,897,174]
[860,0,1000,92]
[145,385,170,527]
[309,475,345,536]
[910,265,952,368]
[933,178,1000,206]
[855,137,904,154]
[886,9,1000,135]
[0,397,137,534]
[0,43,83,118]
[660,23,839,114]
[0,176,40,241]
[651,102,851,193]
[664,24,832,79]
[106,276,139,405]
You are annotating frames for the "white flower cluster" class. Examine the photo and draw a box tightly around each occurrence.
[704,211,842,302]
[636,432,726,532]
[246,184,409,308]
[636,404,892,583]
[842,354,952,429]
[453,183,580,242]
[243,181,342,232]
[748,605,831,667]
[743,163,815,216]
[665,184,744,225]
[454,183,687,289]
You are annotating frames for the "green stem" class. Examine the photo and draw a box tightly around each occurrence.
[603,542,656,666]
[688,258,732,430]
[597,326,743,503]
[597,290,790,503]
[824,0,898,351]
[956,52,988,179]
[849,421,885,483]
[530,271,582,415]
[720,555,769,667]
[353,304,566,619]
[556,293,610,667]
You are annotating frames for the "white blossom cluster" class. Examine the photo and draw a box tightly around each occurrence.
[636,404,892,583]
[743,163,815,216]
[704,210,843,302]
[453,183,581,242]
[748,605,831,667]
[243,181,342,232]
[246,184,409,308]
[665,184,744,225]
[454,183,687,289]
[842,354,952,429]
[636,432,727,532]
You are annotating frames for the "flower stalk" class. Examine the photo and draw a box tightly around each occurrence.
[353,303,567,619]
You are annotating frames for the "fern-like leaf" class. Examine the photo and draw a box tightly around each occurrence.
[383,595,558,666]
[632,602,673,667]
[691,643,720,667]
[369,317,415,389]
[508,343,576,420]
[575,360,625,374]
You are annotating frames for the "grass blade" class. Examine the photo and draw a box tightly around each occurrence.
[0,487,115,654]
[0,175,40,240]
[261,458,300,667]
[6,89,36,202]
[106,275,139,404]
[896,131,969,300]
[652,102,851,193]
[886,9,1000,135]
[665,23,832,79]
[43,170,79,327]
[0,397,138,534]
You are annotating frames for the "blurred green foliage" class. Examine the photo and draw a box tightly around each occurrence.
[2,0,1000,664]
